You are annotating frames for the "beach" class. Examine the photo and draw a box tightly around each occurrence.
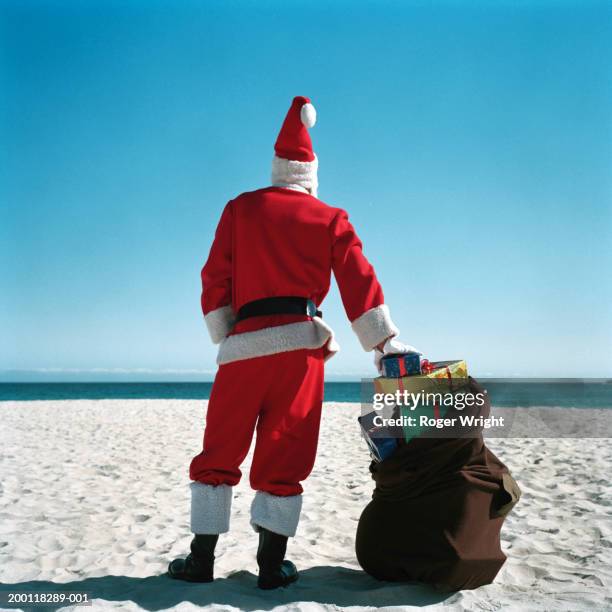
[0,399,610,611]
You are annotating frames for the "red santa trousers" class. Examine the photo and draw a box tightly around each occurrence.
[190,347,325,497]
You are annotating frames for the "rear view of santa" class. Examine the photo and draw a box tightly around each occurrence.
[169,96,415,589]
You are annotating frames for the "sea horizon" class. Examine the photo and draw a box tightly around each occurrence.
[2,380,611,407]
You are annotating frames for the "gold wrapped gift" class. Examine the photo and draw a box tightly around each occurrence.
[374,360,469,396]
[372,360,470,442]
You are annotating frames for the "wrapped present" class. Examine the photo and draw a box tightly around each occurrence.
[380,352,421,378]
[358,410,399,462]
[374,359,468,396]
[373,360,469,443]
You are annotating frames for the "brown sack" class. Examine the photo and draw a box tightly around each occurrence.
[355,377,519,591]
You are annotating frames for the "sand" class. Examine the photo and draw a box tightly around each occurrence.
[0,399,610,611]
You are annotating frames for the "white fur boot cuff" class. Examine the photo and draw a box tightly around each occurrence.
[250,491,303,538]
[190,482,233,534]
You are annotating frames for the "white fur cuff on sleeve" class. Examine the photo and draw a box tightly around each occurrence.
[351,304,399,351]
[204,305,236,344]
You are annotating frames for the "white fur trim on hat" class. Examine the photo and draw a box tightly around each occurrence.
[300,102,316,128]
[351,304,399,351]
[204,305,236,344]
[216,318,338,365]
[190,482,233,534]
[274,184,309,194]
[250,491,303,537]
[271,154,318,197]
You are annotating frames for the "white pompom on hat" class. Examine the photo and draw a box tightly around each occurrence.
[300,102,316,129]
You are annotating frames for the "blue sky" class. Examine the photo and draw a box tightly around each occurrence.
[1,0,611,381]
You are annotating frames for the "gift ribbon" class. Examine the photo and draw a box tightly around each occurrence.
[398,356,407,377]
[422,362,443,420]
[447,366,453,391]
[396,361,455,421]
[421,359,433,374]
[422,360,452,381]
[421,360,454,394]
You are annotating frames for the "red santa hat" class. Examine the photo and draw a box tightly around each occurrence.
[271,96,318,196]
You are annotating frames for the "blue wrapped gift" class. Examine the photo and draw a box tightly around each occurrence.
[380,352,421,378]
[358,411,399,462]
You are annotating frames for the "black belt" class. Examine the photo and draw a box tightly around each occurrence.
[236,296,322,323]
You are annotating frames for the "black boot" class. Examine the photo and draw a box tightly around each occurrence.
[168,534,218,582]
[256,528,299,589]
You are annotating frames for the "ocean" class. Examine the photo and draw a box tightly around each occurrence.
[1,381,611,407]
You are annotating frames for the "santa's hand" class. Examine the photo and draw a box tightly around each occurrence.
[374,338,422,373]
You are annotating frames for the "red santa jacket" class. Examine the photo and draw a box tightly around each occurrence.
[201,186,398,364]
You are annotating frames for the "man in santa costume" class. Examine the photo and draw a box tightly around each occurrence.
[169,96,416,589]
